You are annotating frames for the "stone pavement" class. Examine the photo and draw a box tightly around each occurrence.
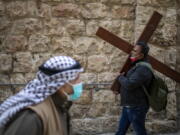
[98,132,180,135]
[157,133,180,135]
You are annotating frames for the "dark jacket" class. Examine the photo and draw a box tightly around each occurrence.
[0,94,72,135]
[119,60,153,107]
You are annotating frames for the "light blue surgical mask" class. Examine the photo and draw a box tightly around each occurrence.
[63,82,83,101]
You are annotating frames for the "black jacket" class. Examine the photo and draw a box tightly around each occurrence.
[119,60,153,107]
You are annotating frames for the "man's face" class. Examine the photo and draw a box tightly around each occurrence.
[57,74,82,97]
[129,45,144,63]
[131,45,143,59]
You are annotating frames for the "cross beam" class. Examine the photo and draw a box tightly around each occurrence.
[97,27,180,83]
[97,11,163,91]
[96,12,180,86]
[121,11,163,73]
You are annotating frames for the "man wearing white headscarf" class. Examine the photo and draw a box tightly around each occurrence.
[0,56,84,135]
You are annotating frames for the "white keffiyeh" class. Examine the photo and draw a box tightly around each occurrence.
[0,56,83,127]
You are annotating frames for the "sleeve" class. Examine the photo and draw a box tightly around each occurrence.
[118,66,152,90]
[3,109,43,135]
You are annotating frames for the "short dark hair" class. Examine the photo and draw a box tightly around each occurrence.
[137,41,149,58]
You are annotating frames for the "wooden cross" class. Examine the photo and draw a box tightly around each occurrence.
[96,11,180,91]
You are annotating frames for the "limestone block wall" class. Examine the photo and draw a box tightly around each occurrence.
[0,0,178,134]
[176,0,180,130]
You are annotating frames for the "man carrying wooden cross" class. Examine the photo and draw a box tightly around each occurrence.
[96,11,180,134]
[115,41,153,135]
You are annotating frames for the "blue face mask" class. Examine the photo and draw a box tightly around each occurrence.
[64,82,83,101]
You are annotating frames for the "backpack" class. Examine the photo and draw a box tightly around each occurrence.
[136,62,169,112]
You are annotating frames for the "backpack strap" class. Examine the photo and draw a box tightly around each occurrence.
[136,61,154,75]
[136,61,154,95]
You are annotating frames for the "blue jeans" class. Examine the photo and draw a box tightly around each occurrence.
[115,106,149,135]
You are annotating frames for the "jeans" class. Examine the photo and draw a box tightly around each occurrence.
[115,106,149,135]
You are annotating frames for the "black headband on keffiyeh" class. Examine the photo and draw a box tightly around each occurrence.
[0,56,83,127]
[39,61,82,76]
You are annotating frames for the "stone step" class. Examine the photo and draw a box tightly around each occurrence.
[97,132,180,135]
[158,133,180,135]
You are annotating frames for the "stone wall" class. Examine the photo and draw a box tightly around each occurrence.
[176,0,180,130]
[0,0,178,134]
